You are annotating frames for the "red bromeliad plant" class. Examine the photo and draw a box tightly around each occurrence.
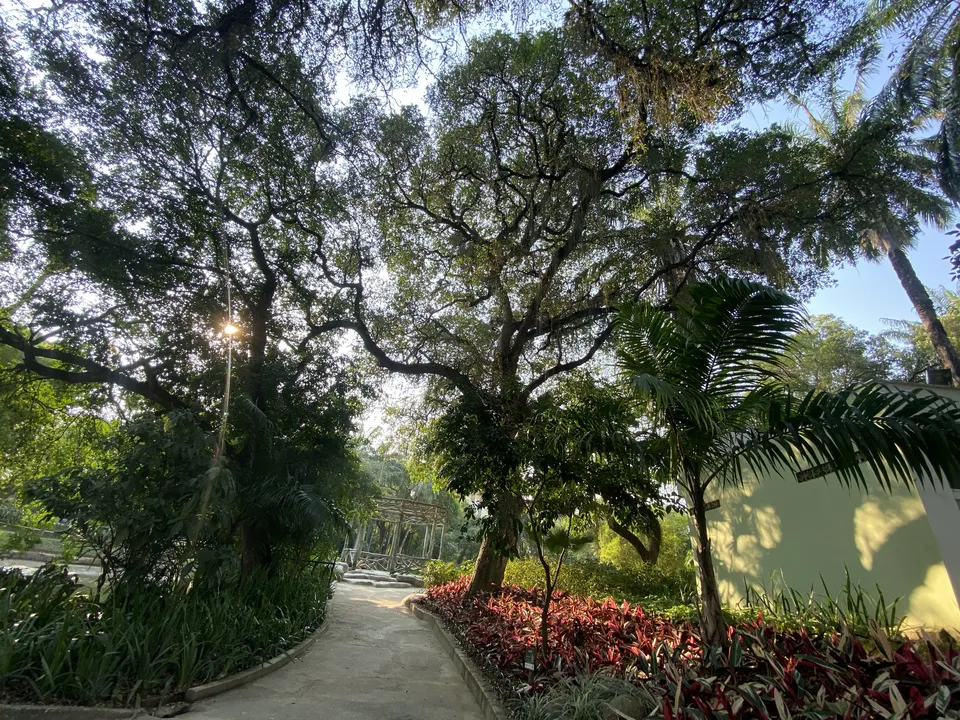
[425,577,700,681]
[423,578,960,717]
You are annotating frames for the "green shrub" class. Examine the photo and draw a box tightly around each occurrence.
[504,556,696,607]
[598,512,692,576]
[743,570,906,638]
[423,559,474,587]
[513,671,656,720]
[0,527,41,554]
[0,563,333,706]
[423,560,460,587]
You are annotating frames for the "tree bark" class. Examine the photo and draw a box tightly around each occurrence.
[689,487,726,646]
[241,521,272,578]
[607,513,661,565]
[885,243,960,387]
[468,493,522,596]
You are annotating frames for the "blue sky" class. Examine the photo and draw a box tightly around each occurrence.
[806,229,956,333]
[741,89,957,334]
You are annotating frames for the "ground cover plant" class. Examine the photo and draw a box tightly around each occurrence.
[423,577,960,718]
[0,563,333,706]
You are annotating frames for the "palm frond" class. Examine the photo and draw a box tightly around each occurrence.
[939,85,960,200]
[683,278,806,400]
[615,302,714,425]
[716,383,960,493]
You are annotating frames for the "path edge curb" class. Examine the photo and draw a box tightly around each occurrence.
[409,601,511,720]
[0,705,150,719]
[184,620,331,702]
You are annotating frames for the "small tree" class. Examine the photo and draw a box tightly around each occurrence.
[521,375,670,656]
[616,277,960,646]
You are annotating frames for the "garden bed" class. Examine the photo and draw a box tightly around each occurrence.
[421,577,960,718]
[0,564,334,707]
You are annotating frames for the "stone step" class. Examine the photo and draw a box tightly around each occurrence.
[340,578,413,589]
[343,571,394,581]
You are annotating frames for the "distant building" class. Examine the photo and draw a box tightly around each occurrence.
[705,383,960,633]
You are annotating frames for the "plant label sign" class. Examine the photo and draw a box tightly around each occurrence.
[523,649,535,671]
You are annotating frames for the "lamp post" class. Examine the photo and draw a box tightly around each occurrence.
[216,243,238,460]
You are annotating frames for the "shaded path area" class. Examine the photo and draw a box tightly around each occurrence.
[185,583,485,720]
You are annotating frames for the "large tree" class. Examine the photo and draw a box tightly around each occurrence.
[855,0,960,202]
[0,0,406,575]
[884,287,960,381]
[782,314,896,392]
[306,9,900,592]
[616,277,960,646]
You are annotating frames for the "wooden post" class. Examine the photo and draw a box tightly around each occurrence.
[387,505,404,573]
[436,524,445,562]
[426,518,437,560]
[339,530,351,562]
[351,519,368,569]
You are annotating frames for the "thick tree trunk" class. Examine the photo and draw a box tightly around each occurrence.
[241,521,272,578]
[690,488,726,646]
[607,513,661,565]
[468,493,522,596]
[886,243,960,387]
[469,537,510,593]
[236,245,278,577]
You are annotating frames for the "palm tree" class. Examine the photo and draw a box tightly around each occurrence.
[794,72,960,385]
[859,0,959,202]
[616,277,960,646]
[862,0,960,334]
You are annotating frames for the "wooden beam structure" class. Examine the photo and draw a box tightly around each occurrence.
[345,497,448,575]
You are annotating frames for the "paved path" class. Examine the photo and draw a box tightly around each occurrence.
[185,583,486,720]
[1,557,101,588]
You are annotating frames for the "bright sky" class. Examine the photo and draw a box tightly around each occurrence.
[807,231,955,333]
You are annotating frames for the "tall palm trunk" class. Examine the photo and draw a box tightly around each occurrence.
[884,240,960,386]
[689,484,726,646]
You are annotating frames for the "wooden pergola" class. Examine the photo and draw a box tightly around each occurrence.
[342,497,447,575]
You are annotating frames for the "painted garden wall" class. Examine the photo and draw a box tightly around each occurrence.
[706,386,960,632]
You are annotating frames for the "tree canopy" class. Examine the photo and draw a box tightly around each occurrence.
[0,0,958,613]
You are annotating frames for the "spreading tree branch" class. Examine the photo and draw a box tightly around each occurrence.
[0,325,185,411]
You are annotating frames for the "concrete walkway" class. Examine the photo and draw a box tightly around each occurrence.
[185,583,486,720]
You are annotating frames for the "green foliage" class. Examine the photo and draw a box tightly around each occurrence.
[616,277,960,644]
[24,412,230,586]
[0,563,333,705]
[504,557,695,607]
[780,302,960,391]
[422,559,475,588]
[0,19,118,264]
[22,406,369,588]
[883,288,960,380]
[855,0,960,201]
[0,527,41,555]
[513,672,655,720]
[783,314,896,391]
[598,512,692,576]
[744,570,906,639]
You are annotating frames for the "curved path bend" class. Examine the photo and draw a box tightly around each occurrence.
[184,583,485,720]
